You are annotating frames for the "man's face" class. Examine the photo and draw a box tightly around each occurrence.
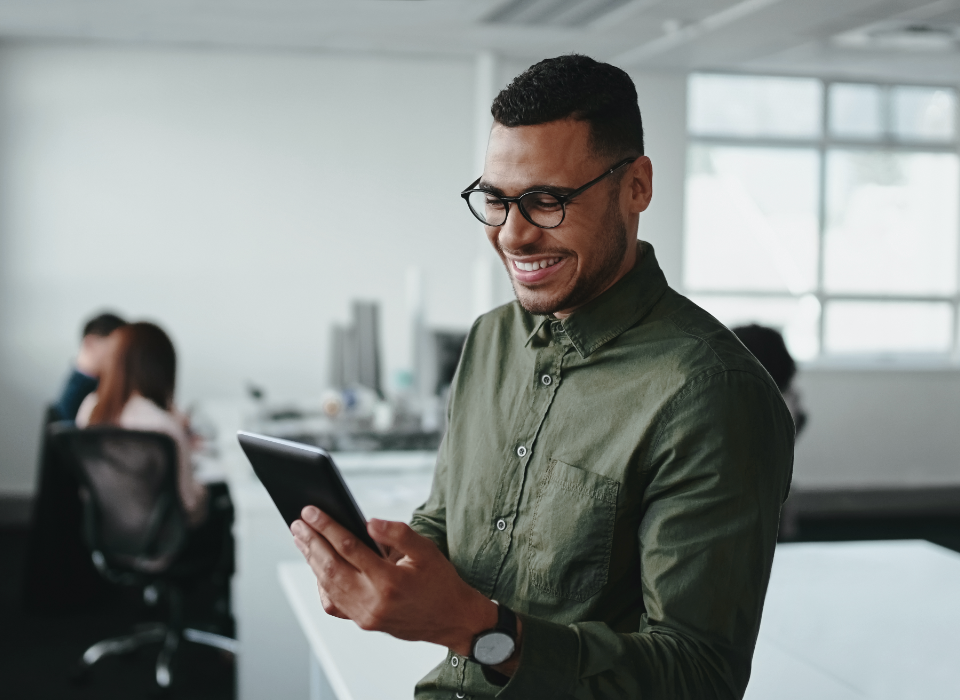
[77,332,120,377]
[480,119,648,317]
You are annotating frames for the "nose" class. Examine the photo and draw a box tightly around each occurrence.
[493,204,543,253]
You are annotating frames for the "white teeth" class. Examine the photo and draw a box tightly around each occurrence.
[514,257,560,272]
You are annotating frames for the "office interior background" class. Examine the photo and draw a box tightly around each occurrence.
[1,0,960,698]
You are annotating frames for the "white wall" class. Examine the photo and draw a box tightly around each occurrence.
[794,368,960,488]
[0,42,478,495]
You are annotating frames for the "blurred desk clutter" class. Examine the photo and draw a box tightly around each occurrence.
[243,298,466,455]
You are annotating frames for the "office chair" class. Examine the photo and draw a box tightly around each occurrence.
[22,407,108,612]
[50,424,238,690]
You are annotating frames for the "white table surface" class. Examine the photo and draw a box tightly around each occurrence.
[279,561,446,700]
[745,540,960,700]
[281,540,960,700]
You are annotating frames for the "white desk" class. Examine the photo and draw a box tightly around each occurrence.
[280,562,445,700]
[281,540,960,700]
[745,540,960,700]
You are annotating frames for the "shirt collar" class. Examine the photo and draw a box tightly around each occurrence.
[524,241,668,358]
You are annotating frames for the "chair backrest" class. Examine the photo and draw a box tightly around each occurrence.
[50,425,188,577]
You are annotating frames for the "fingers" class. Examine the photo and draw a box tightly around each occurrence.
[317,581,347,619]
[301,507,384,573]
[367,519,436,561]
[291,519,358,598]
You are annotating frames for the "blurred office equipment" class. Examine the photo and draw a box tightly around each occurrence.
[329,300,383,398]
[417,329,468,399]
[50,425,237,691]
[779,484,960,554]
[254,298,466,452]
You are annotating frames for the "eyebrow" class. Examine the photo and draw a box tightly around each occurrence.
[476,180,576,197]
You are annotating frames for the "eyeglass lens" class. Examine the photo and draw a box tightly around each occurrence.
[465,190,565,228]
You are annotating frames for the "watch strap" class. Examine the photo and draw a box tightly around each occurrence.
[495,602,517,639]
[469,602,518,666]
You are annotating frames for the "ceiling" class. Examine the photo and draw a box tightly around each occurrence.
[1,0,960,83]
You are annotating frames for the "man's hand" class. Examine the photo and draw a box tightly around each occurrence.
[290,506,499,657]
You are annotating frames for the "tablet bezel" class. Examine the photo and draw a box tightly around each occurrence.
[237,430,383,556]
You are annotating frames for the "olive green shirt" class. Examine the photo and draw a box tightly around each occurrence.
[410,242,794,700]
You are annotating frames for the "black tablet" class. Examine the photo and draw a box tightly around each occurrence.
[237,430,383,556]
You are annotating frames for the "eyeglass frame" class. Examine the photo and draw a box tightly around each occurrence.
[460,156,638,230]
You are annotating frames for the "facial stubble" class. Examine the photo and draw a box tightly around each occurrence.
[499,192,629,316]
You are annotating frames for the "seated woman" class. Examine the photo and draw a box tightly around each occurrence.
[76,321,208,527]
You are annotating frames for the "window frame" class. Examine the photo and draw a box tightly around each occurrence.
[684,72,960,366]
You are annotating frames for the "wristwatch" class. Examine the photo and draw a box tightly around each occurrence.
[469,602,518,666]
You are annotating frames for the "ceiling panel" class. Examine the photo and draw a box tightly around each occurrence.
[0,0,957,82]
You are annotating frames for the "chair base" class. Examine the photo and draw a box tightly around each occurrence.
[75,623,238,689]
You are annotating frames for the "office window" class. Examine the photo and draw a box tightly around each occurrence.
[685,74,960,361]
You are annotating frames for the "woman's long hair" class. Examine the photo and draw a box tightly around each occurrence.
[89,322,177,425]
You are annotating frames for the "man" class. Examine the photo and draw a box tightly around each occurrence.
[291,55,794,699]
[53,312,126,420]
[23,311,126,612]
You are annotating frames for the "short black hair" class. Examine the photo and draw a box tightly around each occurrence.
[82,312,126,338]
[732,324,796,391]
[491,54,644,160]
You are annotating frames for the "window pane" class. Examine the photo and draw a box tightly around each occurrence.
[684,145,820,294]
[829,83,883,139]
[691,294,821,361]
[688,74,822,139]
[823,150,959,295]
[892,86,956,142]
[824,301,953,354]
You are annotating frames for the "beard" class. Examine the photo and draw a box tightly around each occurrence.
[498,193,629,316]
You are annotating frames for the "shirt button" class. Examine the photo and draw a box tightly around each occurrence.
[516,445,527,458]
[541,374,552,386]
[496,518,506,531]
[451,656,459,667]
[457,694,465,699]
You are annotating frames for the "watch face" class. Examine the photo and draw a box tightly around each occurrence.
[473,631,516,666]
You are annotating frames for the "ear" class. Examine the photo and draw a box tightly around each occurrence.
[625,156,653,214]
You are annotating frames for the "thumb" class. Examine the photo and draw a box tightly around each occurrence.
[368,519,435,560]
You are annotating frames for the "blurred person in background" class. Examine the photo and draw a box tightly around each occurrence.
[53,312,127,421]
[23,311,127,612]
[74,321,234,632]
[76,321,209,527]
[733,324,807,436]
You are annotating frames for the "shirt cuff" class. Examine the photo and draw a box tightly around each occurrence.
[495,613,580,698]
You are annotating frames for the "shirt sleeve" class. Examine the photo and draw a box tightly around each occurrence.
[496,369,795,700]
[55,369,99,421]
[408,443,450,558]
[409,317,484,557]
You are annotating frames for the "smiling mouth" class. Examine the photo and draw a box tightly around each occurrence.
[512,257,561,272]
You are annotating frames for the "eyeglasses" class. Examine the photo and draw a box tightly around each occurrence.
[460,157,637,230]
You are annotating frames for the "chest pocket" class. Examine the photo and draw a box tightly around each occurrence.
[528,459,619,602]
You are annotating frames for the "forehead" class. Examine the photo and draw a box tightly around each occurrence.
[483,119,599,192]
